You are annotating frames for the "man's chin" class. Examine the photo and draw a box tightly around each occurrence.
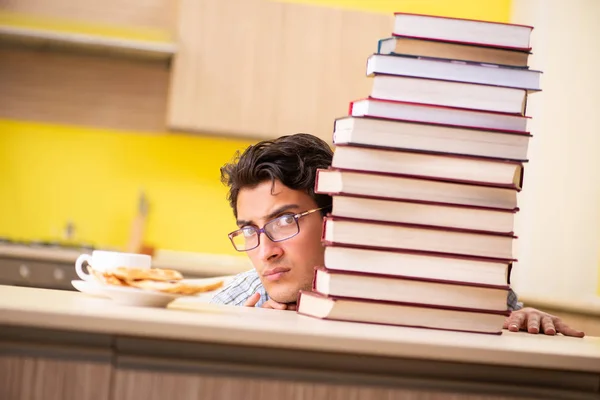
[265,285,301,304]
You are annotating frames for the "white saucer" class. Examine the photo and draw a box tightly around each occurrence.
[71,276,232,308]
[71,280,109,298]
[100,285,181,308]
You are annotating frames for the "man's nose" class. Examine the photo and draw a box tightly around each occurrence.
[257,232,283,261]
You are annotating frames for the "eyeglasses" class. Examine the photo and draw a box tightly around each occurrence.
[228,207,326,252]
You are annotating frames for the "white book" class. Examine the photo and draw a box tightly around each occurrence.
[350,97,528,133]
[370,74,527,114]
[367,53,541,90]
[333,116,530,161]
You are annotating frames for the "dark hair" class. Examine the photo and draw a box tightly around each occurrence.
[221,133,333,218]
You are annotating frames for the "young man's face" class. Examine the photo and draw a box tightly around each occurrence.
[235,179,325,304]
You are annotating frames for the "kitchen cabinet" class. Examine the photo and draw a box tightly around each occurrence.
[2,286,600,400]
[167,0,391,141]
[2,0,175,36]
[0,340,525,400]
[111,360,503,400]
[0,343,112,400]
[0,47,170,132]
[0,256,79,290]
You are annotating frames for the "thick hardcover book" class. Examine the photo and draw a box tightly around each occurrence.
[392,12,533,51]
[297,291,509,335]
[377,36,530,68]
[349,97,530,133]
[310,266,511,311]
[332,116,531,162]
[322,244,513,287]
[368,74,529,114]
[331,143,525,190]
[366,53,541,90]
[321,215,517,261]
[315,168,520,211]
[327,194,517,235]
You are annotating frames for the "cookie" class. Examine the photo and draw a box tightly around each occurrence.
[127,279,224,295]
[108,267,183,282]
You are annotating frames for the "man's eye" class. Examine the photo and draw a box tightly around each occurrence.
[277,215,295,227]
[241,227,256,237]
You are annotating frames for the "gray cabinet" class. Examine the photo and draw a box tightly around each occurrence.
[0,257,79,290]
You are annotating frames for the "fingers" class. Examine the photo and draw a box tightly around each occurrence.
[243,292,261,307]
[504,308,585,338]
[527,313,541,334]
[554,319,585,338]
[541,315,556,335]
[506,311,526,332]
[245,294,294,311]
[261,300,297,311]
[262,299,287,310]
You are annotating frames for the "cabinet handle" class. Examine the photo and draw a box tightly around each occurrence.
[19,264,30,279]
[53,268,65,281]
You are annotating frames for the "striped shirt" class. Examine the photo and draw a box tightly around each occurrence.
[210,269,523,311]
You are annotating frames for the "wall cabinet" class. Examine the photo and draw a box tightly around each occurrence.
[167,0,391,141]
[0,47,170,132]
[2,0,175,35]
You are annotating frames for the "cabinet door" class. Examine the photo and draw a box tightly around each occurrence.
[2,0,175,35]
[112,362,521,400]
[0,257,79,290]
[0,48,170,132]
[0,351,112,400]
[167,0,391,141]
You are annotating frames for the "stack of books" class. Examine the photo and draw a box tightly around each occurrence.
[297,12,542,334]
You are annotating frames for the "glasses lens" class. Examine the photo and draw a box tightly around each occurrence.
[265,214,299,241]
[230,227,258,251]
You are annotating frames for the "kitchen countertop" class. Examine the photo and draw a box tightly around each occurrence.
[0,244,85,263]
[1,285,600,374]
[2,244,599,317]
[0,244,251,277]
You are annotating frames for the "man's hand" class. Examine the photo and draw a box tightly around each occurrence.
[243,292,297,310]
[504,307,585,337]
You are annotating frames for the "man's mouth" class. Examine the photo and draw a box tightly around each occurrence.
[263,267,290,282]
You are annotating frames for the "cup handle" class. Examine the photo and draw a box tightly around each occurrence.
[75,254,93,281]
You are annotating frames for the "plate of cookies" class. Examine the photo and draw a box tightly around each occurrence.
[71,251,227,307]
[93,267,225,307]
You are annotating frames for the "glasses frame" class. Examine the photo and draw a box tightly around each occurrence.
[228,206,326,252]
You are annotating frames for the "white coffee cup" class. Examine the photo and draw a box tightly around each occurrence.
[75,250,152,282]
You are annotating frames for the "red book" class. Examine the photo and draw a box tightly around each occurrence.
[349,97,530,133]
[315,168,520,211]
[331,144,524,190]
[309,266,510,311]
[392,12,533,51]
[327,194,517,235]
[297,291,509,335]
[368,74,529,115]
[377,36,531,68]
[366,54,541,91]
[323,244,513,287]
[332,116,531,162]
[321,215,517,261]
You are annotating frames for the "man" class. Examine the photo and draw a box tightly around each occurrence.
[211,133,584,337]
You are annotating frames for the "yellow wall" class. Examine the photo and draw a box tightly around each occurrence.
[0,0,512,255]
[275,0,511,21]
[0,120,253,255]
[0,11,171,42]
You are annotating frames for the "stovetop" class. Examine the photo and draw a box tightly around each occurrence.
[0,237,95,252]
